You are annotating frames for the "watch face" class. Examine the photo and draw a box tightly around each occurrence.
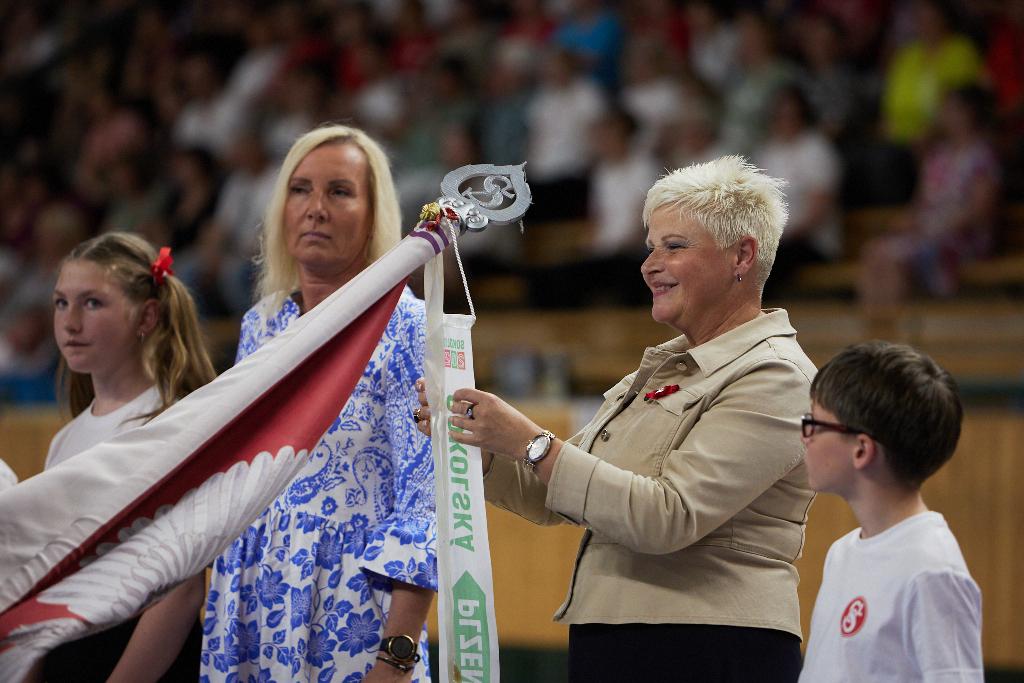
[527,435,551,461]
[388,635,416,660]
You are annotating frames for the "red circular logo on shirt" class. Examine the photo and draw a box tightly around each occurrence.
[840,597,868,637]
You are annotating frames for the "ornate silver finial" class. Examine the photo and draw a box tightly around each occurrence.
[439,163,531,232]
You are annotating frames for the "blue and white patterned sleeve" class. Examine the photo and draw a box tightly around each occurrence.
[357,295,438,591]
[234,307,264,363]
[235,297,298,364]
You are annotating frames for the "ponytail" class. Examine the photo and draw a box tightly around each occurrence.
[141,274,216,419]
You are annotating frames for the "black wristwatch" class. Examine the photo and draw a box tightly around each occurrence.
[379,634,421,668]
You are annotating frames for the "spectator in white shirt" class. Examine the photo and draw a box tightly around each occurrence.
[685,0,739,93]
[576,107,659,306]
[173,51,249,161]
[178,130,276,315]
[526,47,606,221]
[620,38,686,155]
[754,85,842,299]
[588,107,661,262]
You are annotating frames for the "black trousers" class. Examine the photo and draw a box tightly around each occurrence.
[569,623,802,683]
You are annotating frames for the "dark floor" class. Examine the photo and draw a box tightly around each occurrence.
[428,645,1024,682]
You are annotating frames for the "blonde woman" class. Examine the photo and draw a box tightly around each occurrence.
[202,125,435,683]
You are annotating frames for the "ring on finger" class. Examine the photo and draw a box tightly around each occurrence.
[413,407,423,422]
[465,402,476,419]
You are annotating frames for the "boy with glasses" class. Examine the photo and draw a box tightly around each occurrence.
[798,341,982,682]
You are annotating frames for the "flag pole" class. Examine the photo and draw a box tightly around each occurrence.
[423,163,531,683]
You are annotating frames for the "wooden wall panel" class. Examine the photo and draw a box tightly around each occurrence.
[426,507,584,647]
[0,408,61,481]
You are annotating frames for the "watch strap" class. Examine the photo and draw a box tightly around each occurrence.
[377,653,413,673]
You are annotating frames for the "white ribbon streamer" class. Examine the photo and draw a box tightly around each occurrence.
[425,231,500,683]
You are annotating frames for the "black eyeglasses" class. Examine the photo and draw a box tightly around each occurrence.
[801,414,874,440]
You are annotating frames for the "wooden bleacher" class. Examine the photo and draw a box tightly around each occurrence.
[467,219,592,310]
[200,295,1024,400]
[961,203,1024,288]
[468,300,1024,395]
[795,203,1024,295]
[793,206,899,294]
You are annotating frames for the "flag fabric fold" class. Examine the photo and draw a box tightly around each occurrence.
[0,227,449,679]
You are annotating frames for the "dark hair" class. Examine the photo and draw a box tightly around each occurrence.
[601,105,639,138]
[810,11,847,42]
[174,145,218,179]
[773,84,816,127]
[810,341,962,488]
[945,85,994,129]
[919,0,960,29]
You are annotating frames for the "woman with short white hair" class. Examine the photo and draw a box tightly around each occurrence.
[418,156,815,682]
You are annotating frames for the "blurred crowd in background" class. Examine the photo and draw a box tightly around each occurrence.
[1,0,1022,403]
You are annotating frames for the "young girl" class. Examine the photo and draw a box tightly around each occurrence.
[42,232,216,682]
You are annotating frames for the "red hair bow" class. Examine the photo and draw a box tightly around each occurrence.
[151,247,175,286]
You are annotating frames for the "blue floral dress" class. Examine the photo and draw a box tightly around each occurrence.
[201,288,436,683]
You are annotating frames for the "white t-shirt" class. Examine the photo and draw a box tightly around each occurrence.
[45,386,161,470]
[589,152,660,256]
[173,95,248,160]
[214,165,277,256]
[800,511,983,683]
[223,46,285,110]
[755,130,842,259]
[353,77,406,135]
[527,77,606,180]
[621,78,684,152]
[689,25,738,92]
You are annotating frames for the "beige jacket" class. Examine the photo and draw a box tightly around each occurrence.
[484,309,816,638]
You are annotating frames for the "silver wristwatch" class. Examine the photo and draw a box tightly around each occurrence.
[523,430,556,471]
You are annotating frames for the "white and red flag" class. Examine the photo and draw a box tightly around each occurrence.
[0,226,450,679]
